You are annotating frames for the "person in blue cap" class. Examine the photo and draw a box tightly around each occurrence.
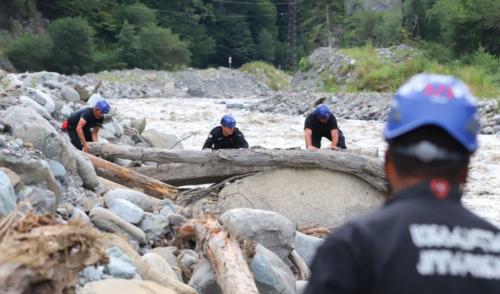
[305,74,500,294]
[304,104,346,151]
[63,100,110,152]
[202,115,249,150]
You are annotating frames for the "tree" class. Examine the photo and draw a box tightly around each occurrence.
[210,17,256,67]
[138,22,191,70]
[257,29,275,62]
[48,17,96,74]
[4,34,53,72]
[123,3,156,27]
[117,20,142,69]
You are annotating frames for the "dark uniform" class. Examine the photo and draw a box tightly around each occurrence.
[202,126,249,150]
[304,111,346,149]
[305,181,500,294]
[67,107,103,150]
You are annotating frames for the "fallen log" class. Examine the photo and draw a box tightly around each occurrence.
[131,163,274,186]
[89,143,388,193]
[83,153,177,199]
[178,214,259,294]
[289,250,311,280]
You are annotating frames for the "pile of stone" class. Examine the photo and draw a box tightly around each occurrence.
[253,91,500,135]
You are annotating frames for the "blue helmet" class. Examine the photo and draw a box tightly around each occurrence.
[96,100,110,114]
[384,74,480,152]
[221,115,236,128]
[316,104,332,120]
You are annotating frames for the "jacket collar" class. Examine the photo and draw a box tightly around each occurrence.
[388,180,463,204]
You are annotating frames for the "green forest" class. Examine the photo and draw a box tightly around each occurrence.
[1,0,500,76]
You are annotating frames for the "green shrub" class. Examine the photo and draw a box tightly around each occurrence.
[299,57,312,72]
[4,33,53,72]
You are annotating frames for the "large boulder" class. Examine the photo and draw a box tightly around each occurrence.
[81,280,176,294]
[18,186,57,214]
[220,208,295,261]
[19,96,51,118]
[61,85,80,102]
[108,199,145,225]
[2,106,77,173]
[26,87,55,114]
[138,213,169,241]
[219,168,385,228]
[22,72,60,89]
[87,93,104,107]
[0,167,24,194]
[0,153,61,208]
[0,171,17,216]
[294,232,324,267]
[142,253,179,281]
[142,129,183,149]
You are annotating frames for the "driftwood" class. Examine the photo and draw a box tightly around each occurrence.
[289,250,311,281]
[131,163,272,186]
[83,153,177,199]
[178,214,259,294]
[88,143,388,193]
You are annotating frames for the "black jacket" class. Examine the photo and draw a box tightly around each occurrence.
[202,126,249,150]
[305,181,500,294]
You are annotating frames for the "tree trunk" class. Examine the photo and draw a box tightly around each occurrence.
[88,143,388,193]
[131,163,275,186]
[178,215,259,294]
[83,153,177,199]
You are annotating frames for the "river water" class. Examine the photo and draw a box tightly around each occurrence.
[110,98,500,227]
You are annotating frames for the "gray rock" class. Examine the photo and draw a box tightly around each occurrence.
[132,118,146,135]
[135,142,148,148]
[70,147,99,190]
[104,189,152,212]
[87,93,104,107]
[494,114,500,124]
[331,95,339,103]
[219,168,385,229]
[164,82,175,96]
[61,104,74,117]
[90,207,147,245]
[157,199,176,213]
[98,128,116,141]
[180,254,198,267]
[83,266,104,282]
[188,245,296,294]
[43,80,64,89]
[26,88,55,114]
[295,232,324,267]
[113,158,133,167]
[148,248,178,268]
[102,122,117,136]
[123,136,136,147]
[188,258,221,294]
[484,126,494,134]
[69,207,90,222]
[18,186,57,214]
[142,253,179,281]
[142,129,183,149]
[221,208,296,261]
[108,199,145,225]
[104,247,137,279]
[188,87,205,97]
[250,244,296,294]
[0,167,24,194]
[48,160,66,180]
[19,96,51,118]
[61,86,80,102]
[3,106,78,177]
[226,103,244,109]
[168,213,187,227]
[296,281,308,294]
[139,213,169,241]
[0,171,16,216]
[22,72,60,89]
[160,206,174,218]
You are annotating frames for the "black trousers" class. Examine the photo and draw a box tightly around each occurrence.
[68,129,93,150]
[311,131,347,149]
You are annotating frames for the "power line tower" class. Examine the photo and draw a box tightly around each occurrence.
[286,0,298,71]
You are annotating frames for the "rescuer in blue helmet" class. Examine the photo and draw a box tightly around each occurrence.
[63,99,110,152]
[304,104,346,151]
[202,115,249,150]
[305,74,500,294]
